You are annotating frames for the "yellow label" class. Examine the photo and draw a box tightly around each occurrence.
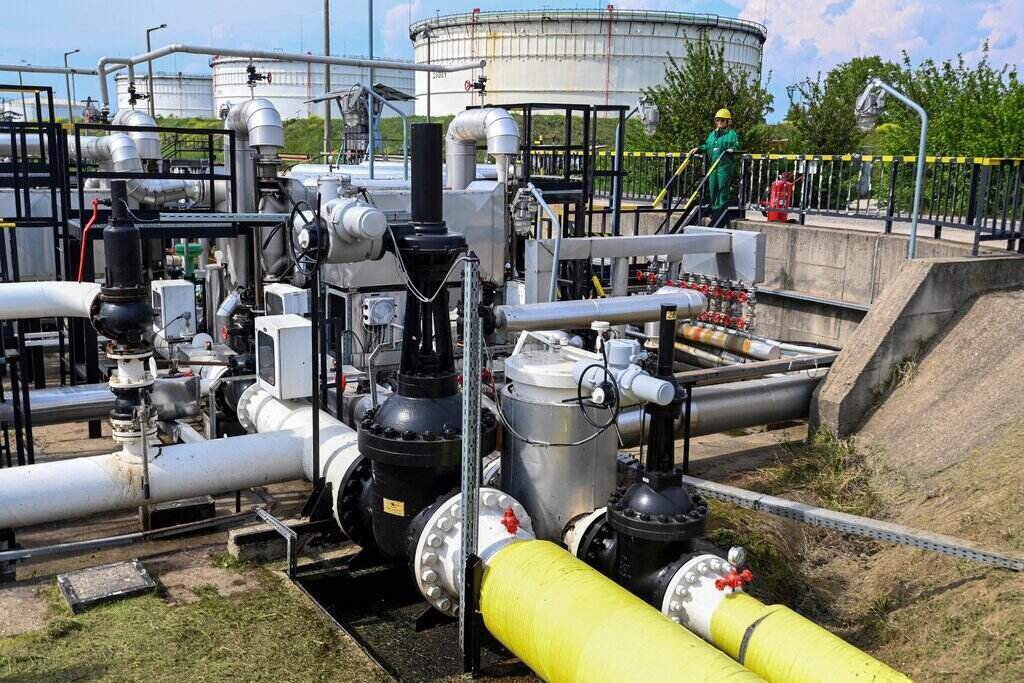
[666,310,677,320]
[383,498,405,516]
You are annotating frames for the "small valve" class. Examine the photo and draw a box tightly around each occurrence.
[715,568,754,592]
[501,506,520,534]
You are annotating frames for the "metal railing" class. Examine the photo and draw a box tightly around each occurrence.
[529,149,1024,255]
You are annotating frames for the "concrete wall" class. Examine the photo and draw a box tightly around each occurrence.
[732,221,980,346]
[812,255,1024,437]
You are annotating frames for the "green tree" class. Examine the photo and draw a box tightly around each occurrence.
[640,33,774,153]
[877,47,1024,157]
[785,56,901,153]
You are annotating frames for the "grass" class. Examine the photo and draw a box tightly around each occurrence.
[706,430,881,609]
[0,570,384,683]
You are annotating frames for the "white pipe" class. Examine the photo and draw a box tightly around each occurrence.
[224,98,284,158]
[0,281,100,319]
[445,107,519,190]
[494,291,707,332]
[0,431,306,529]
[98,43,486,109]
[111,109,161,160]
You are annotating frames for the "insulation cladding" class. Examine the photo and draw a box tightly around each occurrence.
[115,72,214,118]
[211,56,415,120]
[410,9,766,116]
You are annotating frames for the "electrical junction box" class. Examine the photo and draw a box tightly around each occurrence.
[362,296,396,327]
[151,279,197,341]
[255,314,312,400]
[264,283,310,317]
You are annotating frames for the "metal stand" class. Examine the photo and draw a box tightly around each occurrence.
[459,253,482,676]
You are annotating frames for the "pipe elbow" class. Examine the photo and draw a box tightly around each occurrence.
[112,110,161,160]
[482,108,520,156]
[227,98,284,157]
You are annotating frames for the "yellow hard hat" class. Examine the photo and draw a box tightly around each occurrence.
[715,108,732,120]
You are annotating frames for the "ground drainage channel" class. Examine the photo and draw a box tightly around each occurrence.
[293,552,530,682]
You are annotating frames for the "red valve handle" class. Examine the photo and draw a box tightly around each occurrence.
[501,506,520,535]
[715,568,754,591]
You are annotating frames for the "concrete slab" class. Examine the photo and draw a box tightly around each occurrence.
[56,559,156,614]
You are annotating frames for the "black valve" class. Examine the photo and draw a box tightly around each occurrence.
[126,82,149,107]
[246,64,271,89]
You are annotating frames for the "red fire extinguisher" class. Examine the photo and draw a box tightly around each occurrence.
[766,171,796,223]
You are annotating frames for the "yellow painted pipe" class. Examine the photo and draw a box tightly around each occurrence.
[710,592,911,683]
[481,540,763,683]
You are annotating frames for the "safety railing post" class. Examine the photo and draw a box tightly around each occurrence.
[884,159,898,234]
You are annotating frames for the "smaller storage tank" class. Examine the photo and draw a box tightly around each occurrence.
[115,72,214,119]
[211,56,415,120]
[500,342,618,541]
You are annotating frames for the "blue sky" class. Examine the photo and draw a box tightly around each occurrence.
[1,0,1020,122]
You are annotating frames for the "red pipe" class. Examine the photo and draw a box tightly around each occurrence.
[75,198,101,283]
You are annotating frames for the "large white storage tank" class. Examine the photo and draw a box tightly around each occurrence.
[211,56,415,120]
[411,9,766,116]
[115,72,214,118]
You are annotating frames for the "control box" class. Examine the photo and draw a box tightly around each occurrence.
[362,296,396,327]
[151,279,197,341]
[255,314,312,400]
[264,283,310,317]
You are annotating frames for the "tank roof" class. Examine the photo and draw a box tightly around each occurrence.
[410,9,767,43]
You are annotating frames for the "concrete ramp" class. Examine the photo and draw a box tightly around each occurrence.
[812,255,1024,436]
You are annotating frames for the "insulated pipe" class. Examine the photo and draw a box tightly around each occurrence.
[97,44,486,109]
[445,107,519,190]
[617,373,825,447]
[494,291,707,332]
[0,431,306,529]
[111,108,161,160]
[709,593,910,682]
[224,97,284,158]
[23,382,113,425]
[0,63,104,76]
[0,281,100,319]
[480,540,763,682]
[681,324,782,361]
[661,554,909,682]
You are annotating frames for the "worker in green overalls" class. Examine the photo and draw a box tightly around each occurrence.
[689,108,740,220]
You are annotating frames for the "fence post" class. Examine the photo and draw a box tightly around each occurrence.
[884,159,898,234]
[969,163,990,256]
[738,156,749,219]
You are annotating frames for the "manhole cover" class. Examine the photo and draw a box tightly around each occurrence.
[57,559,156,614]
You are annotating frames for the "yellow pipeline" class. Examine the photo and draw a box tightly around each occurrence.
[480,540,763,683]
[709,592,911,683]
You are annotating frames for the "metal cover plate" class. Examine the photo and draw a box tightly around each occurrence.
[56,559,156,614]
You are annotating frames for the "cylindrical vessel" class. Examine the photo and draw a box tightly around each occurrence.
[411,9,766,116]
[501,347,617,541]
[115,72,214,118]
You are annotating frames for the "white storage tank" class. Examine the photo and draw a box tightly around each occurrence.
[115,72,214,119]
[211,56,415,120]
[410,9,766,116]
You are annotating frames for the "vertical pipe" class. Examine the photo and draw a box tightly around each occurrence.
[410,123,443,226]
[426,31,432,123]
[367,0,375,179]
[323,0,332,159]
[459,254,481,661]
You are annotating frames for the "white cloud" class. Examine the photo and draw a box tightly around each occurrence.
[974,0,1024,67]
[383,0,421,55]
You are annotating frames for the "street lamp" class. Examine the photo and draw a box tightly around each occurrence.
[63,48,80,123]
[18,60,28,120]
[856,78,928,259]
[145,23,168,117]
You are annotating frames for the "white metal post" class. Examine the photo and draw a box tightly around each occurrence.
[459,254,481,655]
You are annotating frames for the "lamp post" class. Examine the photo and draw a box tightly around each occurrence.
[856,78,928,259]
[18,60,27,120]
[63,49,80,123]
[145,23,167,117]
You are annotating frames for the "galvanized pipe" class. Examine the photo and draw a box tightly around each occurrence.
[494,291,707,332]
[97,44,486,109]
[617,373,825,447]
[23,382,113,426]
[680,323,781,361]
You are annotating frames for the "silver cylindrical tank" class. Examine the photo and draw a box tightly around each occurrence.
[500,346,618,542]
[411,9,767,116]
[115,72,214,118]
[211,56,415,120]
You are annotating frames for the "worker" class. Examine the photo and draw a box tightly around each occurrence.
[689,108,740,223]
